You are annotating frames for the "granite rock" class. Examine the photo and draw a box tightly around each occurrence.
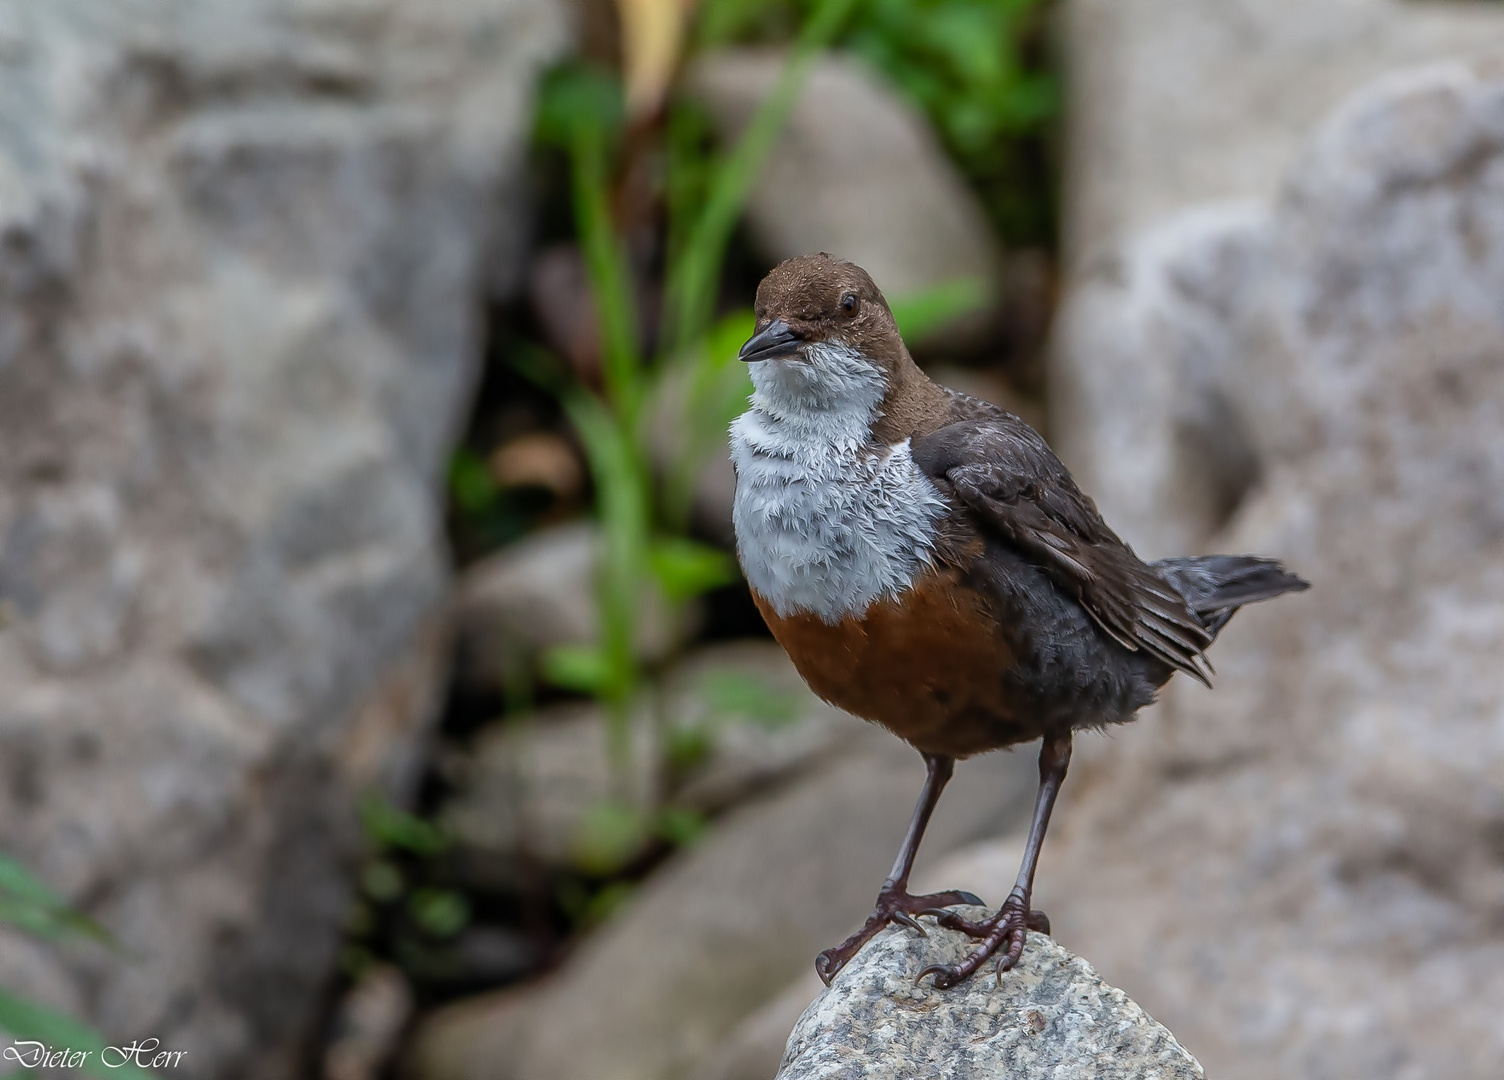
[777,917,1203,1080]
[0,1,564,1076]
[1055,0,1504,554]
[1044,60,1504,1079]
[1061,0,1504,266]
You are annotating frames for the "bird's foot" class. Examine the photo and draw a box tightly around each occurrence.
[815,884,985,986]
[916,889,1050,989]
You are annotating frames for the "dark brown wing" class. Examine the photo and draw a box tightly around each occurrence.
[910,412,1214,686]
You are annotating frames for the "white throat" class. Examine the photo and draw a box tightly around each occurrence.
[729,341,947,623]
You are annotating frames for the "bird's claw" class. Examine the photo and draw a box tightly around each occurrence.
[890,910,927,937]
[815,886,986,985]
[914,892,1050,990]
[917,908,987,935]
[916,962,954,988]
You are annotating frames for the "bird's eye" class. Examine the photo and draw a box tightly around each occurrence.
[840,293,859,316]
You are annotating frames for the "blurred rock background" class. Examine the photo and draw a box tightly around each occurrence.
[0,1,1502,1079]
[0,1,563,1077]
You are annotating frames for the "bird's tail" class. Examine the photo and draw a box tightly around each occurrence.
[1152,555,1309,638]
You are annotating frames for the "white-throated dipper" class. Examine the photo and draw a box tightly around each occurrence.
[729,253,1308,988]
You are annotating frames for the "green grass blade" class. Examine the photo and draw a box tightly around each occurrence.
[540,644,613,695]
[556,386,653,791]
[571,127,644,423]
[663,0,859,353]
[657,308,755,529]
[888,277,991,344]
[358,794,449,857]
[0,855,112,946]
[647,537,738,600]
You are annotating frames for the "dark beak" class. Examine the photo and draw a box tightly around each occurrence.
[738,318,804,363]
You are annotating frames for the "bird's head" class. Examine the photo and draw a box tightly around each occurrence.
[739,253,910,417]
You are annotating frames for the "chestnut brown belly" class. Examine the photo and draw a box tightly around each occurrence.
[752,567,1039,758]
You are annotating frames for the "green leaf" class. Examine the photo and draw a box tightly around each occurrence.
[571,801,652,875]
[701,308,757,364]
[540,644,612,695]
[0,857,62,908]
[448,447,498,517]
[578,880,635,928]
[408,888,471,939]
[358,795,449,857]
[694,669,802,728]
[888,277,991,344]
[688,310,759,443]
[556,391,650,710]
[554,876,636,930]
[533,63,624,151]
[0,855,111,946]
[361,860,405,903]
[654,805,707,847]
[0,989,155,1079]
[655,308,756,530]
[538,64,642,422]
[664,724,714,775]
[571,132,643,420]
[648,538,737,600]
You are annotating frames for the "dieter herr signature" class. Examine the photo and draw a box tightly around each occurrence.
[3,1037,187,1070]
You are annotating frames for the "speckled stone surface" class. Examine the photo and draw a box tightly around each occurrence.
[776,911,1203,1080]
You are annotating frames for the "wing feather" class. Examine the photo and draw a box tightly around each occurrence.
[912,414,1214,686]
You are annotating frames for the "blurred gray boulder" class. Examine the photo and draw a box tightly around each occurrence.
[1057,0,1504,554]
[686,49,1002,347]
[1062,0,1503,268]
[440,642,865,873]
[0,0,563,1077]
[1045,60,1504,1079]
[453,520,692,693]
[776,919,1203,1080]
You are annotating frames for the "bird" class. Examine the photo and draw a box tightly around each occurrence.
[728,253,1308,989]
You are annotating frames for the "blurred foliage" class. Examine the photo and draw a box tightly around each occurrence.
[662,666,802,777]
[697,0,1060,245]
[888,277,995,342]
[424,0,1035,997]
[0,855,111,946]
[512,0,862,875]
[692,668,802,727]
[359,793,450,858]
[342,795,473,985]
[0,854,152,1080]
[556,877,636,930]
[504,0,1002,877]
[446,444,560,559]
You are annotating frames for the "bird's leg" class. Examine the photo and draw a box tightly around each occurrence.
[814,754,983,986]
[919,730,1072,989]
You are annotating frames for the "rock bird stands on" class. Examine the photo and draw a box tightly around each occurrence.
[730,254,1308,988]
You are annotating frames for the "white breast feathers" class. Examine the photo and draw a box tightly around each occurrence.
[729,342,947,624]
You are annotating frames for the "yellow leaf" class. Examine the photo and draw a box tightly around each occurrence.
[617,0,698,119]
